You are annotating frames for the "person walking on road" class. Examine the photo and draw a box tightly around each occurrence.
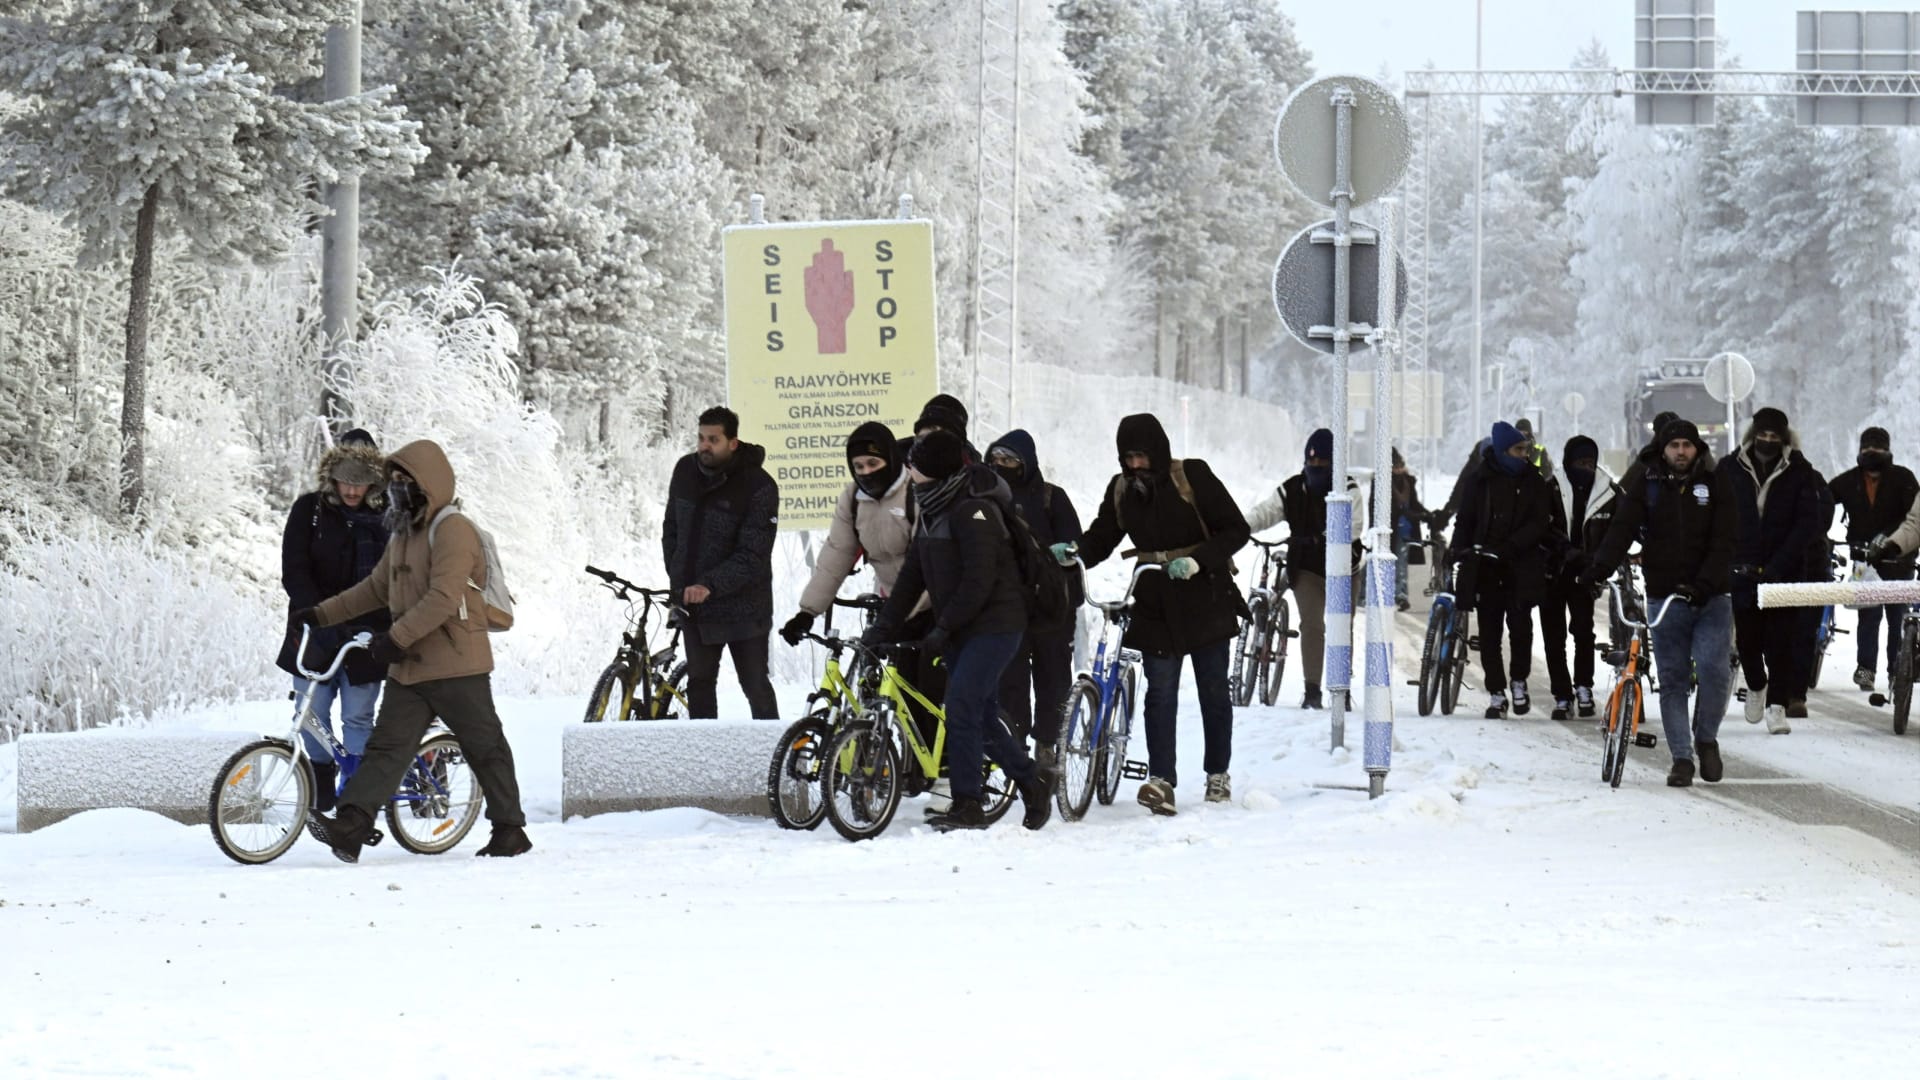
[984,429,1082,766]
[1541,435,1619,721]
[1246,427,1361,709]
[1830,426,1919,692]
[1448,422,1555,719]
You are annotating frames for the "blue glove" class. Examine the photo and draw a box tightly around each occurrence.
[1048,542,1077,567]
[1167,557,1199,580]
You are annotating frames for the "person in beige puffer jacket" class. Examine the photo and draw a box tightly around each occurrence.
[300,439,530,862]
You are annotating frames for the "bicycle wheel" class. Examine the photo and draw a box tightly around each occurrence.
[208,739,310,865]
[1056,679,1101,822]
[644,662,689,720]
[385,733,485,854]
[1231,600,1265,707]
[1416,604,1446,717]
[1259,599,1291,707]
[1096,666,1137,805]
[980,712,1020,826]
[1602,682,1637,789]
[1894,621,1914,736]
[584,661,633,723]
[768,712,833,829]
[822,722,903,841]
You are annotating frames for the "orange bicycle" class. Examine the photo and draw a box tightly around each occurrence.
[1599,577,1678,788]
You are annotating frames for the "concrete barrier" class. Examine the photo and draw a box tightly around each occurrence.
[17,730,259,832]
[561,720,788,820]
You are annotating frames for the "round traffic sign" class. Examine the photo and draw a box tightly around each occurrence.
[1562,391,1587,417]
[1703,352,1755,404]
[1272,219,1408,355]
[1274,75,1410,211]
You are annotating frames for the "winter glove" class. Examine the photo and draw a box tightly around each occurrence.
[1573,564,1605,590]
[1865,537,1898,564]
[918,626,951,658]
[779,611,816,647]
[1048,542,1077,567]
[1166,557,1200,581]
[365,632,408,666]
[1670,582,1708,609]
[860,624,895,649]
[289,606,321,627]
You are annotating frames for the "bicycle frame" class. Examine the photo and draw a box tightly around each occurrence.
[586,565,689,719]
[1604,580,1680,737]
[279,626,454,812]
[1076,562,1159,775]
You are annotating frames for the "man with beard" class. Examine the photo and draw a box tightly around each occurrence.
[1580,419,1736,787]
[1832,427,1919,691]
[664,406,781,719]
[1246,428,1362,709]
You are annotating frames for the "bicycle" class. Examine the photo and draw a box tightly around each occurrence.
[208,626,485,864]
[1409,542,1474,717]
[1806,545,1848,690]
[1231,537,1295,708]
[1055,559,1153,821]
[767,594,884,830]
[1867,604,1920,736]
[1598,577,1677,789]
[818,638,1021,841]
[582,565,690,722]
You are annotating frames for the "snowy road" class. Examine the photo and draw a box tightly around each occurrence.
[4,649,1919,1077]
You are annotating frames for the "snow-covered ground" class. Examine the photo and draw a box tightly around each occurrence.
[5,636,1920,1078]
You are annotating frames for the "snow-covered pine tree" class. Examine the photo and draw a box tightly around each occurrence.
[0,0,425,513]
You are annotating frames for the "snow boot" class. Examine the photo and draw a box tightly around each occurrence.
[310,761,338,814]
[1509,680,1531,716]
[929,796,987,832]
[1666,758,1695,788]
[1396,597,1411,612]
[1765,704,1792,735]
[1301,684,1324,710]
[1745,690,1766,725]
[1854,666,1876,693]
[1785,698,1808,720]
[476,824,532,857]
[1205,773,1232,804]
[1136,777,1177,817]
[1696,740,1723,783]
[1575,686,1595,719]
[1550,698,1572,721]
[1016,772,1053,831]
[1484,693,1508,720]
[310,804,375,864]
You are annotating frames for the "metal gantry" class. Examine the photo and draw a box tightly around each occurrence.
[969,0,1021,440]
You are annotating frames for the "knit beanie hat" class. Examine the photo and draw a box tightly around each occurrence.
[908,429,966,481]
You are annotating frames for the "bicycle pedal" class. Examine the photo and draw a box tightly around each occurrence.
[1120,760,1150,781]
[1633,733,1658,748]
[365,829,385,847]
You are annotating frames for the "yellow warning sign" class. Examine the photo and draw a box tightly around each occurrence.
[723,219,939,530]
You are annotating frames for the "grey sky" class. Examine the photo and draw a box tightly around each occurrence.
[1288,1,1810,83]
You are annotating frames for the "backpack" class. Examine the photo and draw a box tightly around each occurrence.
[1107,459,1236,574]
[999,500,1074,636]
[428,506,516,632]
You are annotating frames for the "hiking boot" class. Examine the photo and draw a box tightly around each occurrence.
[1854,666,1876,693]
[1034,744,1059,774]
[1785,698,1808,720]
[1484,693,1508,720]
[1509,680,1531,716]
[1696,740,1723,783]
[928,796,987,831]
[310,761,338,814]
[1666,758,1695,788]
[1744,691,1766,725]
[1136,777,1177,817]
[309,804,375,864]
[1301,685,1324,710]
[1016,773,1052,831]
[1575,686,1595,718]
[1205,773,1232,804]
[1396,597,1411,612]
[475,824,532,857]
[1765,705,1791,735]
[1550,698,1572,721]
[922,777,953,819]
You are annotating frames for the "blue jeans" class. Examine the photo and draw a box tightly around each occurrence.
[1140,638,1234,787]
[941,631,1035,802]
[1648,594,1733,763]
[293,675,380,760]
[1856,604,1909,675]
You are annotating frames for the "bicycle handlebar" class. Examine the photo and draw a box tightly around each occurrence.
[585,565,675,601]
[1249,536,1289,551]
[1608,580,1680,631]
[293,624,373,683]
[831,594,885,612]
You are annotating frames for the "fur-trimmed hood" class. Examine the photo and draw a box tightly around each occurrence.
[316,441,388,509]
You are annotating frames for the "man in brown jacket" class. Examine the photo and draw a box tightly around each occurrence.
[300,439,530,862]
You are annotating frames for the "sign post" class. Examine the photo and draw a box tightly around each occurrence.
[722,208,939,531]
[1274,74,1409,771]
[1703,351,1755,456]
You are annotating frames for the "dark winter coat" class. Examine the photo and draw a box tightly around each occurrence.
[1830,462,1920,579]
[278,443,392,685]
[662,443,780,644]
[1591,439,1734,600]
[1550,463,1621,581]
[1276,473,1364,581]
[879,466,1029,641]
[985,428,1084,612]
[1077,414,1250,657]
[1717,437,1831,610]
[1447,443,1555,608]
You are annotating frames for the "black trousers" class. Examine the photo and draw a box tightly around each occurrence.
[1541,575,1597,699]
[1735,606,1804,708]
[340,674,525,827]
[1476,590,1534,692]
[996,630,1075,745]
[686,634,780,719]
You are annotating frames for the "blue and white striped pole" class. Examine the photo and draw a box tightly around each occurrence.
[1324,86,1357,752]
[1363,198,1402,799]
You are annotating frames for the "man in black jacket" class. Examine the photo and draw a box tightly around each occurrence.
[870,431,1053,831]
[278,428,391,810]
[1832,426,1919,692]
[1449,422,1556,719]
[1072,413,1249,815]
[662,406,780,718]
[1244,427,1362,709]
[985,429,1082,765]
[1579,419,1737,787]
[1540,435,1618,721]
[1718,407,1827,733]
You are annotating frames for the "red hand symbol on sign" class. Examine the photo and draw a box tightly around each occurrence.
[803,239,855,354]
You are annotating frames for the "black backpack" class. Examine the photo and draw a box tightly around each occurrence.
[1000,501,1074,636]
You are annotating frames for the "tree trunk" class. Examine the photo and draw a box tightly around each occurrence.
[120,183,160,515]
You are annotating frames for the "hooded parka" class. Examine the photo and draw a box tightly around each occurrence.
[278,438,392,684]
[1447,441,1555,608]
[1716,429,1831,610]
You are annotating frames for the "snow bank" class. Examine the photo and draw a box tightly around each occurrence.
[561,719,786,820]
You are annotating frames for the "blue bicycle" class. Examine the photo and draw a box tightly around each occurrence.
[1806,546,1848,690]
[1054,558,1157,821]
[1410,541,1473,717]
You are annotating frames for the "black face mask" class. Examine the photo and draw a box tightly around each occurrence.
[1125,465,1154,496]
[1752,440,1783,463]
[383,478,422,532]
[1567,464,1596,488]
[1303,465,1333,495]
[853,458,900,499]
[993,464,1023,487]
[1859,449,1892,472]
